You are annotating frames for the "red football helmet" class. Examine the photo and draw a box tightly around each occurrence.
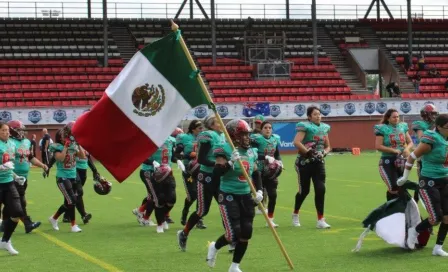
[171,127,184,138]
[7,120,25,140]
[226,119,252,149]
[153,165,172,183]
[63,121,76,140]
[263,160,283,180]
[420,104,438,123]
[186,160,200,177]
[93,177,112,195]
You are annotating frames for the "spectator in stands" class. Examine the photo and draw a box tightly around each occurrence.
[413,73,421,93]
[244,16,254,32]
[428,65,441,78]
[386,82,400,97]
[30,134,36,158]
[40,128,51,166]
[417,52,426,71]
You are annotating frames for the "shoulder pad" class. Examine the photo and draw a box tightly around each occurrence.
[374,124,384,136]
[421,130,438,145]
[49,143,64,152]
[296,122,309,132]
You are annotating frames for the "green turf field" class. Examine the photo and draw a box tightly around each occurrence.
[2,153,446,272]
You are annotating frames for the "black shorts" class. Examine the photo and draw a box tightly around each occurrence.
[418,176,448,224]
[0,181,23,218]
[56,177,80,205]
[378,156,403,192]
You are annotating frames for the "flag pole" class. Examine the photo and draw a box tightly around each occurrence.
[171,20,295,271]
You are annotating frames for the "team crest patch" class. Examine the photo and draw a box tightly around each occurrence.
[419,180,425,187]
[131,83,166,117]
[428,180,435,187]
[226,195,233,202]
[218,194,224,203]
[197,173,204,181]
[205,176,212,183]
[144,171,152,178]
[385,159,390,164]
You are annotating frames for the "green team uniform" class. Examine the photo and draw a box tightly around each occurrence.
[296,121,331,156]
[374,123,409,157]
[420,130,448,179]
[214,143,257,195]
[197,130,226,173]
[0,139,16,183]
[412,120,432,143]
[76,157,88,170]
[168,136,176,147]
[11,138,32,179]
[141,138,174,172]
[49,143,78,179]
[176,133,198,165]
[250,133,280,169]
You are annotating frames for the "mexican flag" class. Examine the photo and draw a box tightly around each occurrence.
[72,31,210,182]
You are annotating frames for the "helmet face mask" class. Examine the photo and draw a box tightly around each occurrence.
[226,119,252,149]
[421,104,438,123]
[7,120,25,140]
[94,177,112,195]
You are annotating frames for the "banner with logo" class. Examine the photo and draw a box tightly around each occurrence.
[0,99,445,125]
[272,122,297,151]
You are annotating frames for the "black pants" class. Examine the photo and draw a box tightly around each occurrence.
[195,171,219,218]
[0,182,23,219]
[56,178,80,221]
[217,191,255,242]
[418,177,448,225]
[181,171,198,203]
[262,177,278,216]
[379,156,405,200]
[147,174,176,225]
[2,181,27,220]
[294,157,326,216]
[64,169,87,220]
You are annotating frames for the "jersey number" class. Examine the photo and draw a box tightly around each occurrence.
[64,153,75,169]
[161,149,169,165]
[18,148,30,163]
[2,153,10,164]
[238,161,250,182]
[389,133,405,148]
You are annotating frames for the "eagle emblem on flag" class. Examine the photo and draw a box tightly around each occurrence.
[132,83,166,117]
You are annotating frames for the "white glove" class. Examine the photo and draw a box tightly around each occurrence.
[177,160,186,172]
[397,168,411,186]
[277,160,284,168]
[0,161,14,171]
[231,151,241,162]
[152,161,161,169]
[265,155,275,164]
[15,175,26,186]
[253,190,263,204]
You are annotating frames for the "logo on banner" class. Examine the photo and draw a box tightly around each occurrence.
[216,105,229,118]
[294,104,306,117]
[28,110,42,124]
[320,104,331,116]
[364,102,375,114]
[400,102,412,114]
[53,110,67,123]
[270,105,281,117]
[344,103,356,115]
[376,102,388,114]
[194,106,208,119]
[0,111,12,122]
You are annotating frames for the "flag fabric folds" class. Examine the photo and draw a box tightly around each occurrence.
[242,102,270,117]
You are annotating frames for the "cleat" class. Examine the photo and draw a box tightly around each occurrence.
[266,218,279,228]
[132,208,143,218]
[156,225,164,233]
[177,230,188,252]
[0,240,18,255]
[71,225,82,233]
[433,245,448,257]
[228,243,236,253]
[206,241,218,268]
[407,227,418,250]
[196,219,207,229]
[162,221,169,230]
[25,221,41,234]
[82,213,92,224]
[316,219,331,229]
[48,217,59,231]
[229,263,243,272]
[292,214,301,227]
[165,217,175,224]
[138,217,156,227]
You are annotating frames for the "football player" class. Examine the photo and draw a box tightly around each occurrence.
[374,109,413,201]
[47,127,86,233]
[252,115,264,134]
[205,119,263,272]
[292,106,332,228]
[250,121,282,227]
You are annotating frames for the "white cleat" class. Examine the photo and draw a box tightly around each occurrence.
[132,208,143,218]
[48,217,59,231]
[162,221,169,230]
[407,227,418,250]
[0,240,18,255]
[71,225,82,233]
[316,219,331,229]
[156,225,164,233]
[138,218,157,227]
[229,262,243,272]
[292,214,301,227]
[433,245,448,256]
[266,218,279,228]
[206,241,218,268]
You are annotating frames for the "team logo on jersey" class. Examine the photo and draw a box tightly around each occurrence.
[385,159,390,164]
[28,110,42,124]
[294,104,306,117]
[320,104,331,116]
[218,194,224,203]
[428,180,435,187]
[0,111,12,122]
[400,102,412,114]
[197,173,204,181]
[226,195,233,202]
[344,103,356,115]
[194,106,208,119]
[131,83,166,117]
[364,102,376,114]
[53,110,67,123]
[205,176,212,183]
[270,105,281,117]
[419,180,425,188]
[144,171,152,178]
[376,102,387,114]
[217,105,229,118]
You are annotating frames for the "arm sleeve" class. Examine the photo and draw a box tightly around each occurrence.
[212,158,232,177]
[252,169,262,191]
[171,150,177,163]
[198,142,215,167]
[47,156,56,169]
[174,144,184,160]
[274,144,281,160]
[87,154,98,175]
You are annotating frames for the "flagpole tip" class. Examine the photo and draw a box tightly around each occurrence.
[170,20,179,32]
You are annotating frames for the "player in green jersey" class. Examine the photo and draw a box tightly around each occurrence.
[375,109,413,201]
[250,121,283,227]
[47,127,87,233]
[205,119,263,272]
[177,115,226,251]
[0,120,47,234]
[0,121,27,255]
[397,114,448,256]
[252,115,265,134]
[292,106,332,229]
[173,120,205,227]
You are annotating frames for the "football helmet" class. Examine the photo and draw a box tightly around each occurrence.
[171,127,184,138]
[420,104,438,123]
[7,120,25,140]
[263,160,283,180]
[93,176,112,195]
[153,165,172,183]
[186,160,200,177]
[226,119,252,149]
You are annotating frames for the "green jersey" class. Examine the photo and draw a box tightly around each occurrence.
[0,139,16,183]
[197,130,226,173]
[250,133,280,169]
[176,133,198,165]
[11,138,31,178]
[141,138,174,171]
[49,143,78,179]
[374,123,409,157]
[295,121,330,156]
[420,130,448,179]
[76,157,88,170]
[214,143,257,195]
[412,120,432,143]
